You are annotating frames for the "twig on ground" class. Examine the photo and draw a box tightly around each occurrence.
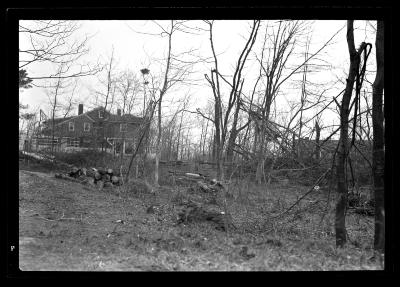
[37,212,82,222]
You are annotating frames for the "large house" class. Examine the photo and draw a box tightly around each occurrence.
[38,104,143,154]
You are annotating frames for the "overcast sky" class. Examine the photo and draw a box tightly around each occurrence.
[19,20,377,139]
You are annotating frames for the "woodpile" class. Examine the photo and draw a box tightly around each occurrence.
[55,166,122,188]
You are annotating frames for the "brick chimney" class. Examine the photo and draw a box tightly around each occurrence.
[117,109,121,116]
[78,104,83,115]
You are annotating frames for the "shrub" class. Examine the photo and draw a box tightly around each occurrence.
[54,150,115,168]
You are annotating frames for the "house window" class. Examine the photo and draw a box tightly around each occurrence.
[98,110,104,118]
[125,141,134,154]
[84,122,90,132]
[69,122,74,131]
[120,123,127,132]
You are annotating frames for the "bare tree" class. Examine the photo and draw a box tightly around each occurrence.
[247,20,342,184]
[91,49,117,152]
[115,69,140,115]
[252,21,309,183]
[335,20,371,247]
[19,20,102,82]
[202,20,261,180]
[44,64,70,154]
[136,21,198,186]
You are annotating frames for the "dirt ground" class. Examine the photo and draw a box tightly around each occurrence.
[18,161,383,271]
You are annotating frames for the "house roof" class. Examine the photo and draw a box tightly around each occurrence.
[43,106,143,126]
[108,113,142,123]
[43,116,74,125]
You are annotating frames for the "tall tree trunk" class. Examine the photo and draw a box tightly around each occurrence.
[255,127,266,184]
[154,21,173,186]
[335,20,360,247]
[214,101,224,180]
[372,20,385,253]
[176,111,184,160]
[226,94,241,163]
[315,121,321,162]
[155,100,162,186]
[202,118,209,158]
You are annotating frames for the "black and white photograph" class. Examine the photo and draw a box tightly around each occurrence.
[11,6,392,272]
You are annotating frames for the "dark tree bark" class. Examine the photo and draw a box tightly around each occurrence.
[335,21,363,248]
[372,21,385,253]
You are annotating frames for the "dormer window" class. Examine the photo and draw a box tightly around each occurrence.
[120,123,127,132]
[99,110,104,118]
[69,122,74,131]
[84,122,90,132]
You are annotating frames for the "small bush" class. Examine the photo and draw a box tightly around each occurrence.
[54,150,120,169]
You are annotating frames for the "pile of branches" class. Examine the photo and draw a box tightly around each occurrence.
[170,172,234,231]
[348,191,375,216]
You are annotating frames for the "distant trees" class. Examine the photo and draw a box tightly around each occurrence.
[198,20,340,183]
[132,20,200,186]
[202,20,261,180]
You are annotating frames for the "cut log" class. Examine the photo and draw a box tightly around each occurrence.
[68,167,82,178]
[94,172,102,181]
[185,173,203,178]
[86,169,96,178]
[111,176,119,185]
[81,168,87,176]
[98,168,107,175]
[102,174,111,182]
